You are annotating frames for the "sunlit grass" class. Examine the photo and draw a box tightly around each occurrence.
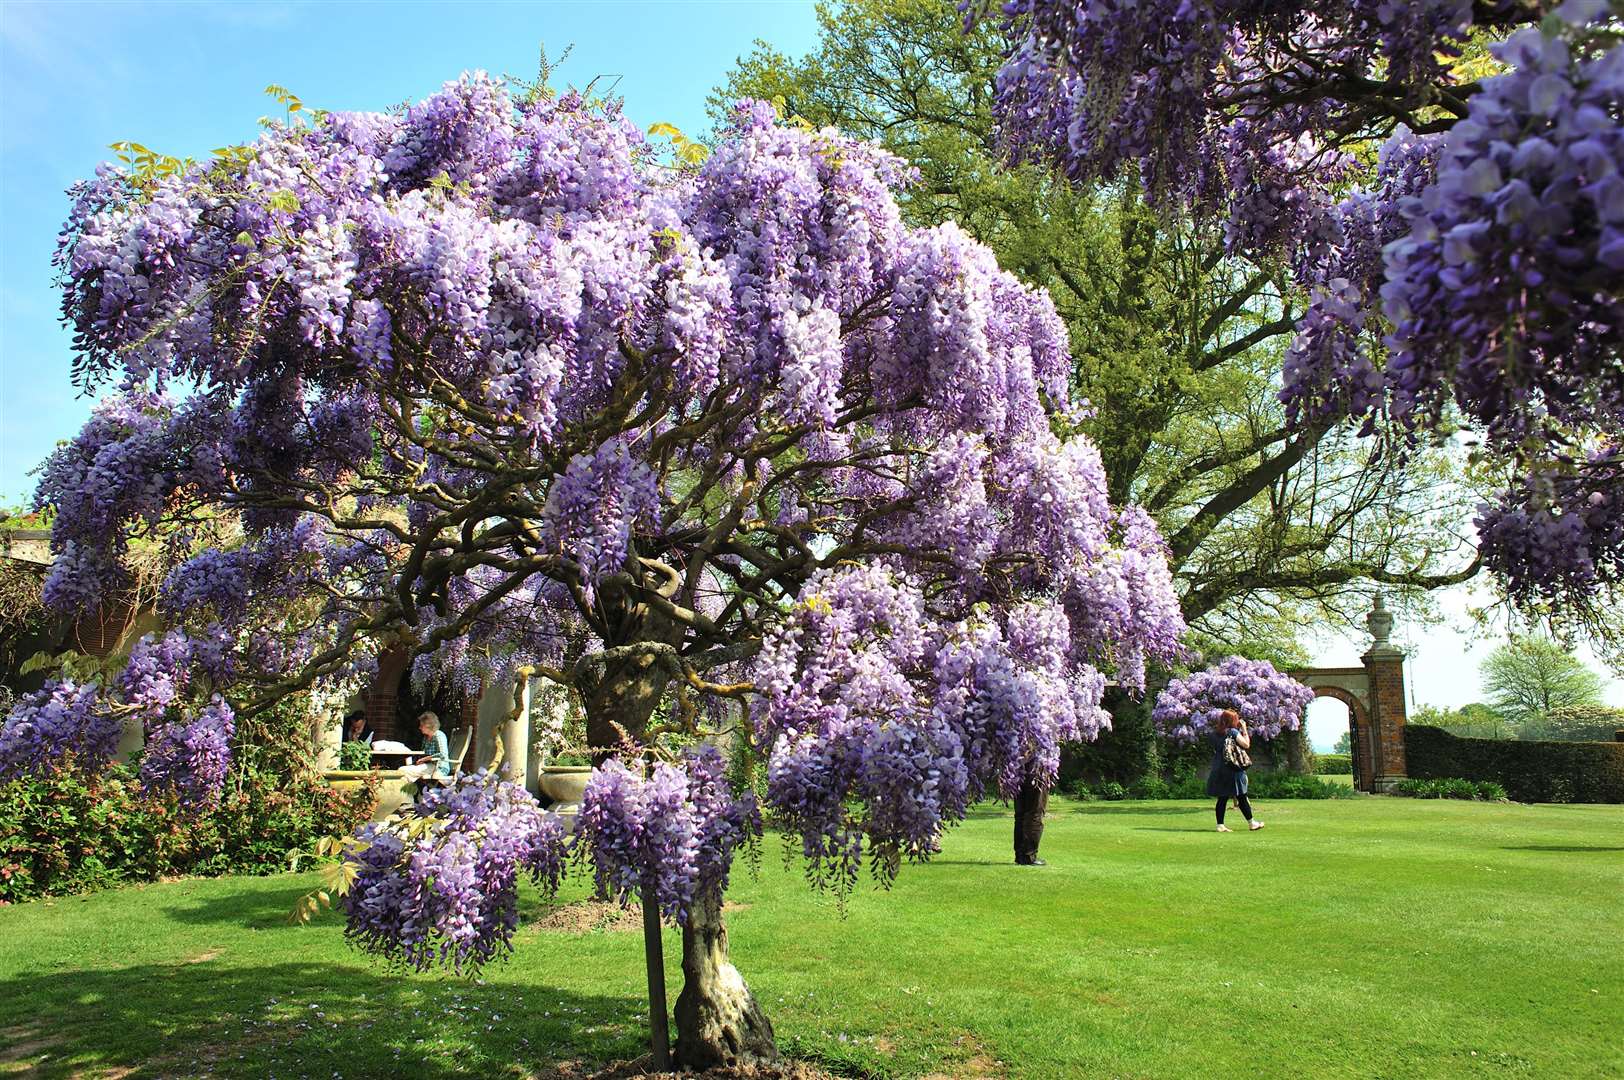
[1,797,1620,1078]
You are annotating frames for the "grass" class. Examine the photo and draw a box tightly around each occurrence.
[1320,772,1356,786]
[2,797,1621,1079]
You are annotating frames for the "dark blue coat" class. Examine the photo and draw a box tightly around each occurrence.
[1205,729,1249,797]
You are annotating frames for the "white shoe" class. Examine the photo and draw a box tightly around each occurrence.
[1249,820,1265,831]
[1216,824,1232,833]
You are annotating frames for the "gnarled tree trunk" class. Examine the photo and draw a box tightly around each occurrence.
[674,884,777,1068]
[574,609,779,1067]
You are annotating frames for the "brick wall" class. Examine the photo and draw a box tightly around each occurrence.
[363,646,476,744]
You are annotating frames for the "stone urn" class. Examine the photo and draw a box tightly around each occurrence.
[538,764,592,805]
[323,769,411,822]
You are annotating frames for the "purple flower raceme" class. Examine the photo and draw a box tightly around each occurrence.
[1151,656,1315,745]
[1477,446,1624,611]
[979,0,1624,618]
[0,680,118,778]
[139,696,236,811]
[342,772,569,973]
[577,745,760,926]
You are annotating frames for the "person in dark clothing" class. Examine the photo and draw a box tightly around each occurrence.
[1013,771,1048,865]
[1207,708,1264,833]
[343,711,375,746]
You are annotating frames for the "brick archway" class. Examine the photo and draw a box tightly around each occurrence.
[1286,600,1410,793]
[1303,684,1375,791]
[1288,653,1407,791]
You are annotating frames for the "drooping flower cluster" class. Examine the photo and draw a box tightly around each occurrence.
[138,697,236,811]
[0,680,117,778]
[1477,447,1624,611]
[1151,656,1316,744]
[749,565,1114,897]
[1380,13,1624,444]
[982,0,1624,619]
[343,773,569,973]
[577,745,760,925]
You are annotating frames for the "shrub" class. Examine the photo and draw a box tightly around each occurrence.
[1246,771,1357,800]
[338,741,372,771]
[1313,753,1352,775]
[1404,725,1624,803]
[1070,769,1348,800]
[0,762,376,903]
[1060,688,1161,788]
[1391,776,1508,801]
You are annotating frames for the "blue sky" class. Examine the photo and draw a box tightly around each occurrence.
[2,1,1617,728]
[0,0,820,504]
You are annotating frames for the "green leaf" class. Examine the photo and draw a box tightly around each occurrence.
[265,189,301,214]
[647,121,684,139]
[235,230,255,248]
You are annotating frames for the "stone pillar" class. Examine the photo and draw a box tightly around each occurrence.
[502,677,530,786]
[1360,596,1408,792]
[314,712,342,771]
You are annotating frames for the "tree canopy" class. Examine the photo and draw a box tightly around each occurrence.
[977,0,1624,649]
[719,0,1482,650]
[1480,636,1608,730]
[8,73,1184,1066]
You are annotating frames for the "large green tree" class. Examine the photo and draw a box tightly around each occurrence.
[716,0,1479,647]
[1479,639,1608,736]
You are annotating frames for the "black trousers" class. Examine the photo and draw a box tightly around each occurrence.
[1014,776,1048,863]
[1215,794,1253,824]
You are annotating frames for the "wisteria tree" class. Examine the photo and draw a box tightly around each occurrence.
[1150,656,1316,745]
[978,0,1624,650]
[28,76,1184,1066]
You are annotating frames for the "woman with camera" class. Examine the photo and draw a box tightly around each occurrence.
[1208,709,1264,833]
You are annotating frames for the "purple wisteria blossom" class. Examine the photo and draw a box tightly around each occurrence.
[0,680,118,777]
[577,745,759,925]
[1151,657,1316,744]
[343,773,569,973]
[139,697,236,811]
[978,0,1624,625]
[34,74,1189,1065]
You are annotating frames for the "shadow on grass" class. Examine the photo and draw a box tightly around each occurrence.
[928,858,1019,866]
[160,881,318,929]
[0,959,644,1079]
[1502,845,1624,853]
[1070,805,1200,816]
[1133,827,1219,834]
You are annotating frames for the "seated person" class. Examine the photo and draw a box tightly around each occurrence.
[343,711,375,746]
[400,711,453,782]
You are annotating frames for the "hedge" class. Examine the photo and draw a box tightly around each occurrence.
[1404,725,1624,803]
[1313,753,1352,775]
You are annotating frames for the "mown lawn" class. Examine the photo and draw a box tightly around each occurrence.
[2,797,1620,1079]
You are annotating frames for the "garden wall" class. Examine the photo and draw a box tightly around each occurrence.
[1404,725,1624,803]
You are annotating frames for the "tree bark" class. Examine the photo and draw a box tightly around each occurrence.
[674,884,777,1068]
[574,610,779,1068]
[1013,775,1048,864]
[1282,727,1311,775]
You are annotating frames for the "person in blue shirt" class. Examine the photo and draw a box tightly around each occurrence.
[412,711,452,779]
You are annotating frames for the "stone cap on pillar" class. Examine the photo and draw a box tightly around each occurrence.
[1362,595,1405,660]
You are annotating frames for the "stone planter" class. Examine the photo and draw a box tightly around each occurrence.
[538,765,592,805]
[324,769,411,822]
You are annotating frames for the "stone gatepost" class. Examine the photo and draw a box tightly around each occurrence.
[1360,596,1408,792]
